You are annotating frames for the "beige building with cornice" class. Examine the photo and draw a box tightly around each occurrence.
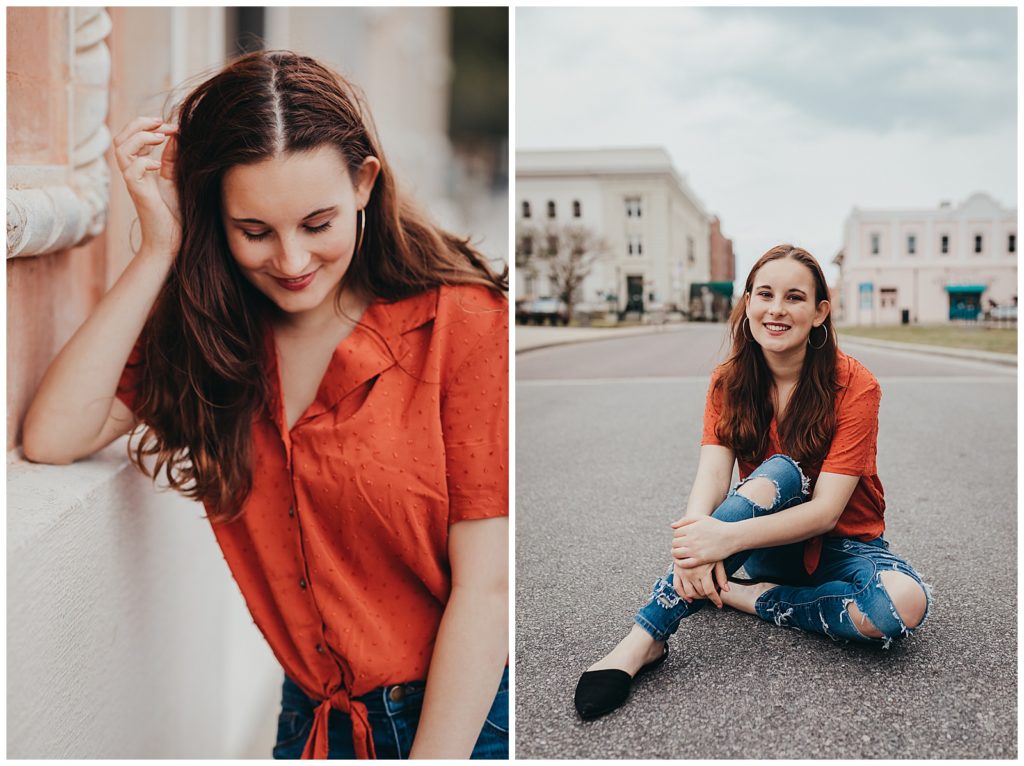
[516,147,718,315]
[833,193,1017,325]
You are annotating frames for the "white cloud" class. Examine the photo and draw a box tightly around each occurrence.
[517,6,1017,285]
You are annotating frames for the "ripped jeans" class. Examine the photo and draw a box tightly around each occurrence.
[634,454,932,649]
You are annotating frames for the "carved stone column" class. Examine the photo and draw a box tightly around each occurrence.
[7,8,112,258]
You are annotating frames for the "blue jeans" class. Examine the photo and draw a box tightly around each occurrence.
[634,454,932,649]
[271,666,509,759]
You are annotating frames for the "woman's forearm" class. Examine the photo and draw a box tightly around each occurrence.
[408,584,508,759]
[729,500,838,552]
[22,246,174,462]
[685,480,729,518]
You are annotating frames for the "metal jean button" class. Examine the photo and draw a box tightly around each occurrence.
[389,685,405,703]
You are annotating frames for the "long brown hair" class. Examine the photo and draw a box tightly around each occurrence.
[125,50,507,522]
[713,244,838,465]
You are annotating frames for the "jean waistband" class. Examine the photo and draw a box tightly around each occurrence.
[287,664,509,718]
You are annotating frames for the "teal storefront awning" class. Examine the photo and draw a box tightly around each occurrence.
[944,285,986,293]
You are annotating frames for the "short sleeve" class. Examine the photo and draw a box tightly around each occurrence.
[820,364,881,476]
[440,289,509,524]
[701,368,725,446]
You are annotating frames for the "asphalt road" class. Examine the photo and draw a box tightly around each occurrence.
[514,324,1017,759]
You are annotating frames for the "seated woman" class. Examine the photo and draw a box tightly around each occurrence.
[574,244,932,720]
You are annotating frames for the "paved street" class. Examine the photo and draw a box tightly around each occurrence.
[514,324,1017,759]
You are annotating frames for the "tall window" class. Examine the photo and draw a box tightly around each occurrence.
[1009,234,1016,253]
[626,236,643,256]
[941,234,949,254]
[907,234,916,255]
[521,234,533,256]
[687,236,695,265]
[546,235,558,253]
[625,196,642,218]
[547,200,556,219]
[870,233,880,255]
[572,200,581,218]
[522,200,531,219]
[974,234,983,254]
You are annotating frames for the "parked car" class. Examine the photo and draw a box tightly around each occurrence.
[516,297,570,325]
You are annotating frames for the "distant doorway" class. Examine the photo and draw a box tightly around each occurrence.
[626,275,644,313]
[878,287,899,324]
[948,291,982,320]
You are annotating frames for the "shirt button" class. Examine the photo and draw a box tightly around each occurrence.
[288,506,295,518]
[299,578,307,590]
[389,685,405,702]
[316,643,325,654]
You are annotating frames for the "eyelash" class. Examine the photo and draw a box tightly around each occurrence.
[241,221,333,243]
[758,292,803,301]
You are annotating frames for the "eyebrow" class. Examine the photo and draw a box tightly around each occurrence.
[230,206,337,225]
[754,284,807,295]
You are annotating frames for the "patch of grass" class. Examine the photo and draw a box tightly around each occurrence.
[839,324,1017,355]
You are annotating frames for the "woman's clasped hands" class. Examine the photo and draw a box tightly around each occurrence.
[670,515,740,607]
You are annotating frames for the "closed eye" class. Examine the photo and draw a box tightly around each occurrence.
[241,220,333,243]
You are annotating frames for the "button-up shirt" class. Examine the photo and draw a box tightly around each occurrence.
[118,284,508,758]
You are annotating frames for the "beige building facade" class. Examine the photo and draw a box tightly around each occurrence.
[516,147,713,315]
[834,193,1017,325]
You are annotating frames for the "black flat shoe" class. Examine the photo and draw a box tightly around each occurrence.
[573,643,669,720]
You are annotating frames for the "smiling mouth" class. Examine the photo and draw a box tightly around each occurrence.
[764,323,791,332]
[273,270,318,290]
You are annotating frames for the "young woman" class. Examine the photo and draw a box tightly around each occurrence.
[23,51,509,759]
[574,245,932,720]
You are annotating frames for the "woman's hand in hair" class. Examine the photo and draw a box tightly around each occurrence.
[113,116,181,255]
[672,560,728,608]
[671,516,739,569]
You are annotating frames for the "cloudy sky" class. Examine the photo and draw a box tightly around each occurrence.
[516,6,1017,287]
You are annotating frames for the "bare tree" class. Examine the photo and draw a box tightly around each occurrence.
[516,222,609,323]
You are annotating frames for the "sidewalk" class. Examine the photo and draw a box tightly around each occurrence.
[515,323,694,353]
[837,333,1017,367]
[516,322,1018,367]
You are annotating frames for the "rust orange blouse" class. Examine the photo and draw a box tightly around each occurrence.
[701,349,886,575]
[117,284,508,759]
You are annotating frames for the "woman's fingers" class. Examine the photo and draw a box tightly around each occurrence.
[116,131,168,170]
[113,115,163,147]
[670,517,698,530]
[701,570,722,608]
[124,155,160,187]
[714,561,729,592]
[680,575,697,603]
[159,134,178,180]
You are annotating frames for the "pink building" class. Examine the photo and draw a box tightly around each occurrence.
[835,193,1017,325]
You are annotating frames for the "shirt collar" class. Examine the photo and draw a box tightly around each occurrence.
[261,289,438,431]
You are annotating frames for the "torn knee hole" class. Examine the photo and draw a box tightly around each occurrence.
[845,602,884,638]
[878,570,928,629]
[735,477,778,509]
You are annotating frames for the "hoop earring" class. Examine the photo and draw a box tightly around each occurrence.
[808,324,828,350]
[741,316,755,342]
[355,208,366,255]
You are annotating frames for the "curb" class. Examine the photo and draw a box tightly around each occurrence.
[515,324,693,354]
[838,334,1017,367]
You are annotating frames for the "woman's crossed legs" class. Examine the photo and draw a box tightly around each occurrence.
[590,455,932,681]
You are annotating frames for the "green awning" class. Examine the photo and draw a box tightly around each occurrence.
[944,285,986,293]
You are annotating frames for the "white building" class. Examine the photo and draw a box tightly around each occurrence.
[834,193,1017,324]
[516,147,711,315]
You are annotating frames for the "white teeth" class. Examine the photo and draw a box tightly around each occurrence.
[765,323,789,331]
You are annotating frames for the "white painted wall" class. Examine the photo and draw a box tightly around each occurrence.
[7,439,280,758]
